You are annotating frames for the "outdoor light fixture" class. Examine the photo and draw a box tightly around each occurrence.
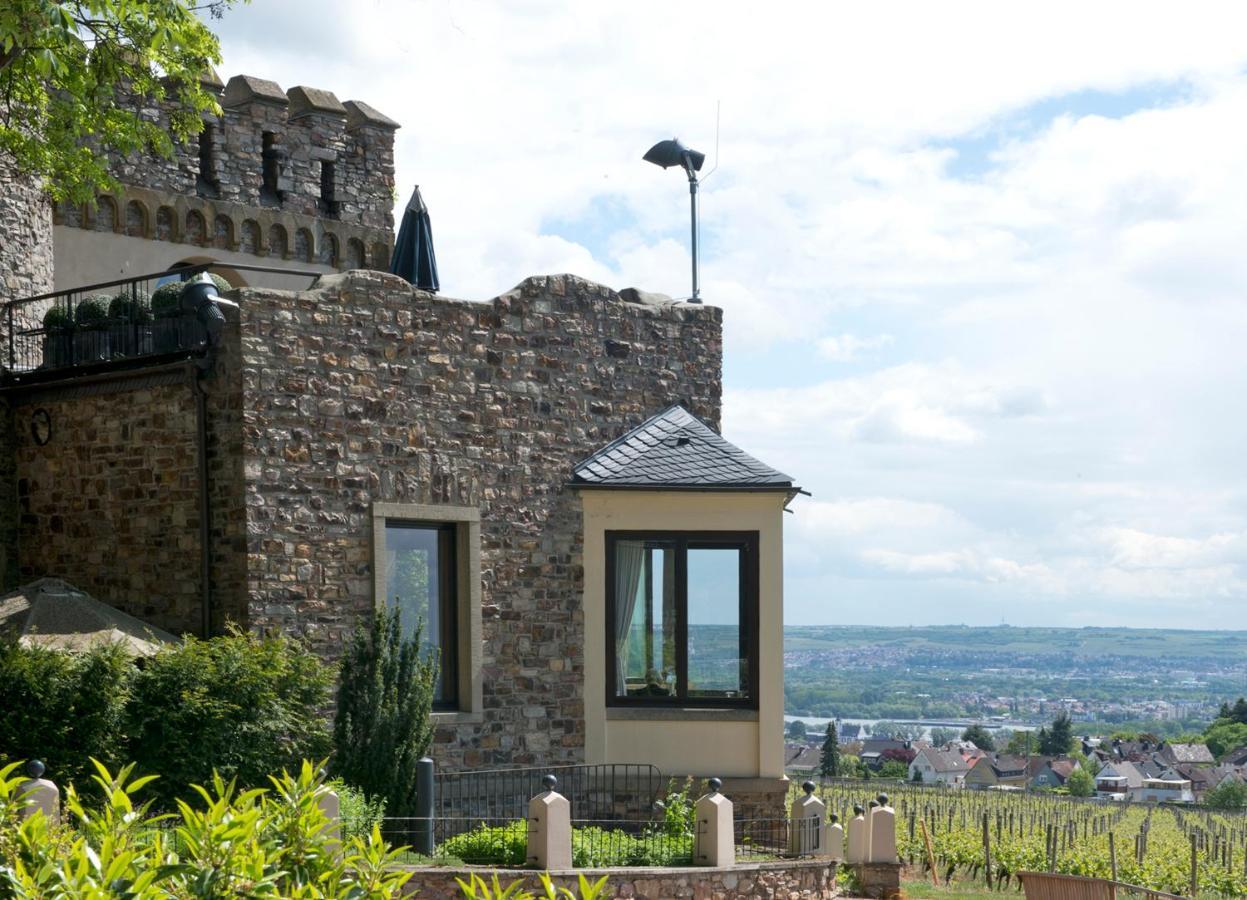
[644,138,706,303]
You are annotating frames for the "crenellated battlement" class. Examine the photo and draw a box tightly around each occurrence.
[43,69,401,283]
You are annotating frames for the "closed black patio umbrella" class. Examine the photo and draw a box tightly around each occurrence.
[389,185,440,292]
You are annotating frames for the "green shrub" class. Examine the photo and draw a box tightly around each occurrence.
[73,296,109,329]
[0,759,412,897]
[124,628,333,809]
[438,820,528,865]
[0,642,131,793]
[333,777,386,844]
[332,607,438,817]
[107,291,152,323]
[41,306,72,331]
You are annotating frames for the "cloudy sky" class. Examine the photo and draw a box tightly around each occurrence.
[213,2,1247,629]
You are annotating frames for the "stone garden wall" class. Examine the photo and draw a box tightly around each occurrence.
[396,860,839,899]
[236,269,723,768]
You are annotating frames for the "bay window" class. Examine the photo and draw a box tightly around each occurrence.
[605,531,758,708]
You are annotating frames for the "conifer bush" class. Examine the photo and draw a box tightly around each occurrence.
[332,607,438,818]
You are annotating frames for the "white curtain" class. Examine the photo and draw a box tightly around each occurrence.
[613,541,645,695]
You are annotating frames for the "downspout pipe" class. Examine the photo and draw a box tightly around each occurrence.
[190,362,212,639]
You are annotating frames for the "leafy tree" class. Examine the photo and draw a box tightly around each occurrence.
[787,719,808,740]
[929,727,958,746]
[1216,698,1247,725]
[1204,721,1247,760]
[961,724,996,752]
[1065,767,1095,797]
[333,606,439,818]
[1204,779,1247,810]
[1039,712,1075,755]
[819,721,841,778]
[878,760,909,779]
[1006,730,1036,756]
[0,0,240,202]
[126,628,332,809]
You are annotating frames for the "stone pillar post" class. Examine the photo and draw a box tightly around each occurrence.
[693,777,733,867]
[869,794,898,864]
[526,774,572,871]
[846,804,869,863]
[17,760,59,825]
[789,780,827,856]
[317,782,341,857]
[828,813,845,862]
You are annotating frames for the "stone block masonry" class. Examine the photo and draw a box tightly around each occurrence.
[238,270,723,768]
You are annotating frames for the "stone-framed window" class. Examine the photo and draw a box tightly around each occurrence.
[605,530,760,710]
[197,123,220,198]
[371,502,482,719]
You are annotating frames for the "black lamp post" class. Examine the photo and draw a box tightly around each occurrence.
[643,138,706,303]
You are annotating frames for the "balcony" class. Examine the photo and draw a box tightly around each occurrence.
[2,263,318,385]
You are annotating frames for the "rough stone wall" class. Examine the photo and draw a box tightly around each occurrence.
[0,153,54,324]
[397,861,839,899]
[12,377,204,635]
[238,270,722,768]
[205,314,249,631]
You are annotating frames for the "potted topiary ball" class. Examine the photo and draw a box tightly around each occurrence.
[73,295,111,362]
[151,281,185,353]
[107,291,153,358]
[41,305,74,369]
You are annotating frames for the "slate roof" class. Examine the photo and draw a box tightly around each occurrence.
[1164,742,1215,765]
[571,405,796,490]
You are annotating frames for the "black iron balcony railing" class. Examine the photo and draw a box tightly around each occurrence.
[2,262,322,384]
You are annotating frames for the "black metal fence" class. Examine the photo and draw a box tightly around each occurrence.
[434,763,666,823]
[2,262,320,381]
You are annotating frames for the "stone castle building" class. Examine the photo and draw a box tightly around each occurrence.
[0,72,798,807]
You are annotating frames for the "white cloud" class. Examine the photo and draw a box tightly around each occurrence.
[207,1,1247,626]
[817,333,893,362]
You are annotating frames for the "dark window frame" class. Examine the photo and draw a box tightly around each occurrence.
[605,530,760,711]
[383,520,459,711]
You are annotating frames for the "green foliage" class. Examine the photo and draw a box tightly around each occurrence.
[1065,767,1094,797]
[124,628,333,809]
[439,821,528,865]
[1005,730,1037,755]
[439,819,694,869]
[1216,698,1247,724]
[929,727,959,746]
[40,305,72,330]
[333,606,437,818]
[1204,722,1247,760]
[786,718,807,739]
[107,292,152,323]
[150,281,182,316]
[1038,712,1075,755]
[879,760,910,779]
[456,873,610,900]
[820,720,841,777]
[73,295,109,328]
[332,778,386,845]
[0,641,131,792]
[1203,779,1247,810]
[961,724,995,752]
[0,0,241,203]
[0,758,412,897]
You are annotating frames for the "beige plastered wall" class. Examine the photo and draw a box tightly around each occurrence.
[53,226,334,292]
[579,489,787,779]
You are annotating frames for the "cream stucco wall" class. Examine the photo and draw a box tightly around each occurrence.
[580,489,788,779]
[53,226,333,293]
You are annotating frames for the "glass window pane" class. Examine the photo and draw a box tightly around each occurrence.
[385,523,445,698]
[686,546,747,699]
[614,539,676,699]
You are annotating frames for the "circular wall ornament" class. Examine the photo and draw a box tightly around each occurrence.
[31,408,51,446]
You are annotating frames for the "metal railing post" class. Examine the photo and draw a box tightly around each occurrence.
[414,756,435,857]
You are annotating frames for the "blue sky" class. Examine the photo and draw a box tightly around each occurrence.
[212,2,1247,629]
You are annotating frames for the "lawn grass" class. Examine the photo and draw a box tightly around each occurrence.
[900,877,1011,899]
